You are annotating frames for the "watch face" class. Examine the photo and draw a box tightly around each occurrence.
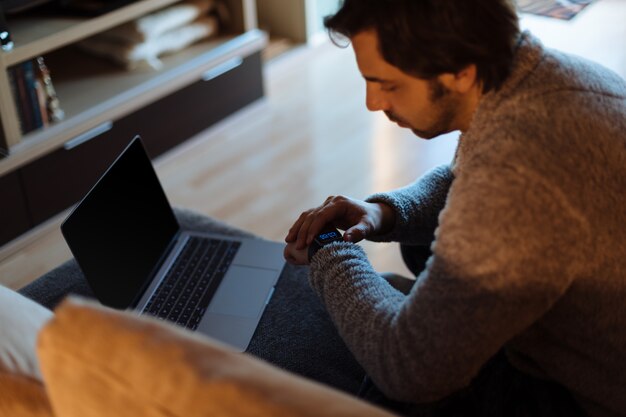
[316,230,342,244]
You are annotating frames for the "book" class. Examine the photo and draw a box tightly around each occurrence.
[22,59,44,130]
[7,56,64,136]
[6,66,25,133]
[35,56,64,123]
[10,64,35,133]
[34,78,49,128]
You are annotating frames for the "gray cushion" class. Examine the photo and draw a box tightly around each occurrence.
[18,207,366,395]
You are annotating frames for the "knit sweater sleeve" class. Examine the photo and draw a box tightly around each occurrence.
[365,164,454,245]
[308,162,591,403]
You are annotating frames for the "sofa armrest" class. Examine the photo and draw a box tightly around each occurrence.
[0,374,53,417]
[37,297,397,417]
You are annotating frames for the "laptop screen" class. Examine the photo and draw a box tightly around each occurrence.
[61,137,180,309]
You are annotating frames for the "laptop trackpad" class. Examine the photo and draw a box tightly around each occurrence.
[207,266,275,318]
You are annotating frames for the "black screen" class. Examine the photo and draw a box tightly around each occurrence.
[61,137,179,309]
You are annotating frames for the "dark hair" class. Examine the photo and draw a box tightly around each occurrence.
[324,0,520,93]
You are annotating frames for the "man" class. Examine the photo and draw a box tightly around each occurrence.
[284,0,626,416]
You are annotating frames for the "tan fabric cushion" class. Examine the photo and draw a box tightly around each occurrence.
[38,297,396,417]
[0,374,54,417]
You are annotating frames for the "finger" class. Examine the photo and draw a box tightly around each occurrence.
[283,245,296,264]
[286,210,312,242]
[286,210,310,241]
[285,252,304,265]
[284,243,308,265]
[296,211,318,249]
[305,203,344,245]
[343,222,370,243]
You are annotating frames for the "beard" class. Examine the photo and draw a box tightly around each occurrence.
[386,79,460,140]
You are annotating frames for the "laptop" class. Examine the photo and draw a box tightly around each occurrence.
[61,136,285,351]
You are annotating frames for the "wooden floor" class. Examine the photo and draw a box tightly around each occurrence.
[1,0,625,290]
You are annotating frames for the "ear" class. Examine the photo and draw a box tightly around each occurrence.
[437,64,479,94]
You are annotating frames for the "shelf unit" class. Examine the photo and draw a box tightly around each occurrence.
[0,0,267,247]
[0,0,261,166]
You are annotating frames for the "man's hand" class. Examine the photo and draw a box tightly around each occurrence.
[284,242,309,265]
[284,195,395,254]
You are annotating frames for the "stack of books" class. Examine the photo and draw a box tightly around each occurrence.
[8,56,64,135]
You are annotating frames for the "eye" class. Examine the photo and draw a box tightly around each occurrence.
[382,84,398,92]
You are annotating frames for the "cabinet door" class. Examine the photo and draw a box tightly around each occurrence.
[20,51,264,227]
[0,171,31,245]
[125,51,264,159]
[20,125,131,226]
[0,118,7,154]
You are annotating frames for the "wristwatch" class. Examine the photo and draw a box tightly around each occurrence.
[308,228,344,263]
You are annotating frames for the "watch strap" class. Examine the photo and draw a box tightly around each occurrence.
[308,228,343,263]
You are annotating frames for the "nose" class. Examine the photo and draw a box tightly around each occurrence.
[366,84,389,112]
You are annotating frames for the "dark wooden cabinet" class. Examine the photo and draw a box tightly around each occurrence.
[0,51,264,245]
[0,171,31,244]
[20,124,130,226]
[0,118,6,156]
[126,52,264,159]
[10,51,264,239]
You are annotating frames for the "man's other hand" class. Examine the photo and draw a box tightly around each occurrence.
[284,242,309,265]
[285,195,395,251]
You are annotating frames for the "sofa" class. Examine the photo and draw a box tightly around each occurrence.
[0,208,396,417]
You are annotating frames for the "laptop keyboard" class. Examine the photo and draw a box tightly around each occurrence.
[143,236,241,330]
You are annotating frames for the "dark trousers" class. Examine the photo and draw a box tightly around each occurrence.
[358,349,588,417]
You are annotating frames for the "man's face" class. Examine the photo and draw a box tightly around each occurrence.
[352,30,463,139]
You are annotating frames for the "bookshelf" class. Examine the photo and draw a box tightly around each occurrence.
[0,0,267,246]
[0,0,262,160]
[2,0,183,66]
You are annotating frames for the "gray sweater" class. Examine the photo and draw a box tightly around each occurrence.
[309,32,626,417]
